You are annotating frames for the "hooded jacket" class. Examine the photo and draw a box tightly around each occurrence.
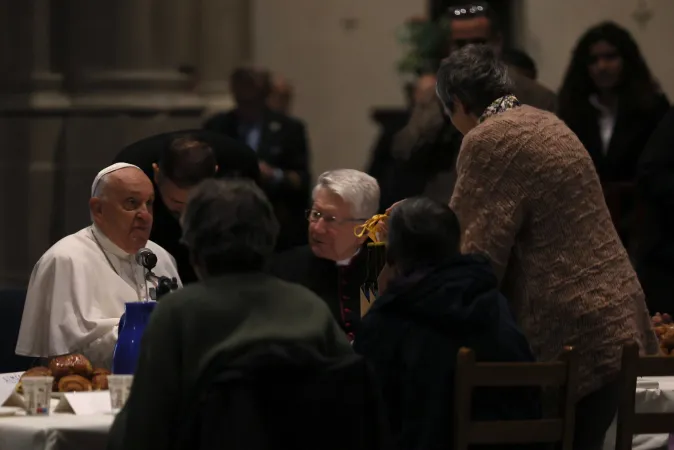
[354,254,539,450]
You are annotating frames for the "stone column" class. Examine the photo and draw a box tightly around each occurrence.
[55,0,207,259]
[0,0,68,287]
[62,0,203,109]
[197,0,252,114]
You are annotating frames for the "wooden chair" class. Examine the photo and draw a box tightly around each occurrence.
[453,346,579,450]
[615,341,674,450]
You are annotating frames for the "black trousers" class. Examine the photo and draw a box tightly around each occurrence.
[573,378,621,450]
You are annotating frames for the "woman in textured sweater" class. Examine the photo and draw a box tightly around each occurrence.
[436,45,658,450]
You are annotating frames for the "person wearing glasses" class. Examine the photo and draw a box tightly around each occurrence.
[435,44,657,450]
[269,169,380,342]
[388,1,556,208]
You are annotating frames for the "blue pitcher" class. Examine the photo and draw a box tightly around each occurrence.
[112,301,157,374]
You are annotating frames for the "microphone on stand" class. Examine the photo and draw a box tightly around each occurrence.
[135,248,179,300]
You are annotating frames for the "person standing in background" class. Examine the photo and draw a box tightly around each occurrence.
[558,22,669,248]
[204,68,311,251]
[114,130,260,284]
[267,74,294,115]
[388,1,556,208]
[636,107,674,315]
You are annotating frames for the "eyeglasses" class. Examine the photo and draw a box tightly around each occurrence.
[305,209,367,226]
[448,2,489,18]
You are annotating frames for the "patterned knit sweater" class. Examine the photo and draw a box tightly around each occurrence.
[450,105,658,397]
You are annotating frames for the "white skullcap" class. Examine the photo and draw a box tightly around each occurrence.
[91,163,142,197]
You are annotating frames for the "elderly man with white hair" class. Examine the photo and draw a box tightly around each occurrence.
[270,169,380,342]
[16,163,181,368]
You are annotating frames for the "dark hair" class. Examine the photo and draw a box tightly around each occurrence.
[436,44,512,116]
[386,197,461,273]
[158,135,217,188]
[447,1,501,37]
[181,179,279,276]
[502,48,537,79]
[230,67,271,98]
[559,21,660,115]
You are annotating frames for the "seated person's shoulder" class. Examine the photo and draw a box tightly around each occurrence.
[34,231,97,274]
[268,245,315,276]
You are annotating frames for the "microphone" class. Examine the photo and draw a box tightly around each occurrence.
[136,248,179,300]
[135,248,157,271]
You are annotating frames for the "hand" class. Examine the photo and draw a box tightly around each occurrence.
[385,199,406,216]
[259,161,276,179]
[414,74,438,106]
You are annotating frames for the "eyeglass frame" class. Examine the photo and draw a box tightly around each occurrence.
[447,2,490,18]
[305,209,369,226]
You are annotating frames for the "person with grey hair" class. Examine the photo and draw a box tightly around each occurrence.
[109,178,356,450]
[270,169,380,342]
[16,163,180,369]
[436,44,657,450]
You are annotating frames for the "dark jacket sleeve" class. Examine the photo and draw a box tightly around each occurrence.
[107,302,182,450]
[274,119,311,194]
[638,107,674,213]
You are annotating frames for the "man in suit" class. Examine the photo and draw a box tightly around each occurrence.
[114,130,259,284]
[204,68,311,250]
[269,170,380,343]
[388,1,557,206]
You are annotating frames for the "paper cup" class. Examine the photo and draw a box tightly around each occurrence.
[108,375,133,413]
[22,376,53,416]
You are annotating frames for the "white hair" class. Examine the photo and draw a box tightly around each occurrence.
[312,169,380,219]
[91,175,108,199]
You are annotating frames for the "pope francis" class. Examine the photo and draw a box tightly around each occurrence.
[15,163,181,368]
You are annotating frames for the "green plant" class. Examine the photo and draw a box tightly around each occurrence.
[396,17,450,75]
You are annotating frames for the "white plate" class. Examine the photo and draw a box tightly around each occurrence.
[0,407,22,417]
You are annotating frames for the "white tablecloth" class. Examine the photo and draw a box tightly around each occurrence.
[0,398,114,450]
[603,377,674,450]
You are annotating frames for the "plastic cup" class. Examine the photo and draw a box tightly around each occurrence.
[22,376,53,416]
[108,375,133,414]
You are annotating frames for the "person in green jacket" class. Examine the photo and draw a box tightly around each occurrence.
[108,178,353,450]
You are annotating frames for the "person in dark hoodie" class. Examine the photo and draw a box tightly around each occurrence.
[354,197,539,450]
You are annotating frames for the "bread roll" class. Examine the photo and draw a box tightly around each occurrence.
[49,354,93,379]
[58,375,93,392]
[91,368,111,390]
[15,367,52,394]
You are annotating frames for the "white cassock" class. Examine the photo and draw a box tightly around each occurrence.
[15,225,181,369]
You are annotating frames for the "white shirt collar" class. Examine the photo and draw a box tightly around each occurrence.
[589,94,617,154]
[90,224,133,259]
[336,248,361,267]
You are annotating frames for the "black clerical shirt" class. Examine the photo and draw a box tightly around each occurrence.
[269,245,367,341]
[113,129,260,284]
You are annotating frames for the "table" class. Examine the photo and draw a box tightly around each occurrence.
[603,377,674,450]
[0,399,114,450]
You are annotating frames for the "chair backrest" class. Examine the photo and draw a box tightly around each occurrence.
[615,341,674,450]
[178,343,394,450]
[0,289,35,373]
[453,346,579,450]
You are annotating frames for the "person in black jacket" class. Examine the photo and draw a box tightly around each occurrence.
[558,22,669,247]
[354,197,539,450]
[204,67,311,250]
[636,107,674,314]
[113,130,259,284]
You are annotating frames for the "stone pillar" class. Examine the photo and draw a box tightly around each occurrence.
[0,0,68,287]
[55,0,207,240]
[197,0,252,114]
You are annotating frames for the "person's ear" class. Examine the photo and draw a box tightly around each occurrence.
[214,164,219,174]
[89,197,103,222]
[152,163,160,184]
